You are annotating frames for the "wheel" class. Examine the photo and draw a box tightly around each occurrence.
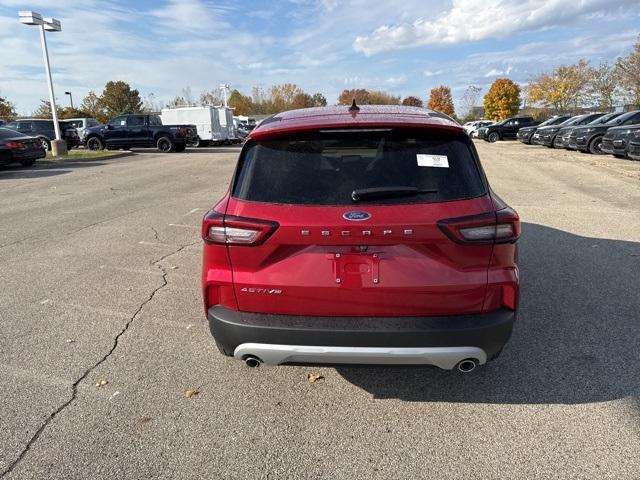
[86,136,104,151]
[192,137,201,148]
[588,136,604,155]
[156,136,174,153]
[20,158,36,167]
[174,143,186,152]
[487,132,499,143]
[39,137,51,151]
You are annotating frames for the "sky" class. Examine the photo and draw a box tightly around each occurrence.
[1,0,639,115]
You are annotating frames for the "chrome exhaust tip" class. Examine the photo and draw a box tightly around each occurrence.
[456,358,478,373]
[243,355,262,368]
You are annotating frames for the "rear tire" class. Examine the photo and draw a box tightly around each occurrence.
[487,132,499,143]
[588,136,604,155]
[156,136,174,153]
[39,137,51,151]
[192,137,201,148]
[86,137,104,151]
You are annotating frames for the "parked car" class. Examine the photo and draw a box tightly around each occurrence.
[0,119,6,127]
[63,117,101,138]
[82,114,197,152]
[0,127,46,167]
[477,116,538,142]
[548,113,606,148]
[201,105,520,372]
[4,118,80,150]
[566,112,623,150]
[517,115,571,144]
[627,129,640,160]
[600,124,640,158]
[161,106,226,147]
[572,110,640,154]
[463,120,495,138]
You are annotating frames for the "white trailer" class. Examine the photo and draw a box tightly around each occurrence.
[160,106,225,147]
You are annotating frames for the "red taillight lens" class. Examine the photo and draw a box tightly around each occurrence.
[202,211,278,246]
[6,141,26,150]
[438,207,520,245]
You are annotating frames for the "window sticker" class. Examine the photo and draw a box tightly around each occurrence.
[417,154,449,168]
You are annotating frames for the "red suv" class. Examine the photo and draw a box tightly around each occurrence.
[202,105,520,373]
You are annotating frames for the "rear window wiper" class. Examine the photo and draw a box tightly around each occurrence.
[351,186,438,201]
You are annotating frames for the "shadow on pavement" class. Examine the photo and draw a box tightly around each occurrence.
[337,223,640,404]
[0,161,108,180]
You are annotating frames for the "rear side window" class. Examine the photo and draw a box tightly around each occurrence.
[0,128,28,139]
[233,130,486,205]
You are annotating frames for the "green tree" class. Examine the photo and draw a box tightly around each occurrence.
[97,81,142,120]
[0,94,18,121]
[312,93,327,107]
[484,79,521,120]
[368,90,401,105]
[427,85,455,116]
[616,36,640,107]
[402,96,424,107]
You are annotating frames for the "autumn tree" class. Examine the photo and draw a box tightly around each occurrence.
[427,85,454,116]
[312,93,327,107]
[527,59,591,113]
[402,96,423,107]
[228,89,253,115]
[337,89,371,105]
[200,89,222,106]
[166,96,187,108]
[32,99,53,118]
[80,90,106,122]
[142,93,163,113]
[0,94,17,121]
[97,81,143,120]
[461,85,482,116]
[58,107,91,119]
[368,90,400,105]
[587,62,620,111]
[270,83,304,112]
[483,79,521,121]
[616,36,640,107]
[291,92,315,109]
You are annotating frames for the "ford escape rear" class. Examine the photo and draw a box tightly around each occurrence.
[202,105,520,372]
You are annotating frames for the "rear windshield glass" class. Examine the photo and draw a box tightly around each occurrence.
[233,130,486,205]
[0,128,28,139]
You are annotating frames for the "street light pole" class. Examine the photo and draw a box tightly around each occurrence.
[19,11,66,156]
[65,91,73,109]
[38,23,62,142]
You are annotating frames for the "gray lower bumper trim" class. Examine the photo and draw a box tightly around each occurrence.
[233,343,487,369]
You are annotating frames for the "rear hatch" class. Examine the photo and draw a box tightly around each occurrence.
[223,128,497,317]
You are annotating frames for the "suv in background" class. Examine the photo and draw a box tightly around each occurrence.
[463,120,495,138]
[517,115,570,144]
[4,118,80,151]
[202,105,520,373]
[477,116,538,142]
[64,117,101,138]
[566,112,623,150]
[600,124,640,158]
[573,110,640,154]
[539,113,606,148]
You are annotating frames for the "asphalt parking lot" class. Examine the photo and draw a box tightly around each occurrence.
[1,142,639,479]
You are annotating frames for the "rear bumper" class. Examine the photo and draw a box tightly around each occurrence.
[207,306,516,367]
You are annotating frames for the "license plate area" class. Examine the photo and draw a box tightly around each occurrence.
[328,252,381,288]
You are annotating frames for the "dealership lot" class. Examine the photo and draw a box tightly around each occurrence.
[1,143,639,479]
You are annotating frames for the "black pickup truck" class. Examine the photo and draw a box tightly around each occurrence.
[82,114,197,152]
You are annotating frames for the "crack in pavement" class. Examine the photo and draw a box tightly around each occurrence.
[0,239,200,478]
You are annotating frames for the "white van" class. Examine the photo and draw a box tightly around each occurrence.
[160,106,225,147]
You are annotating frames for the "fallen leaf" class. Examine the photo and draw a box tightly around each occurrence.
[65,339,76,344]
[138,416,153,425]
[184,389,199,399]
[95,379,108,387]
[307,373,324,384]
[109,391,121,401]
[171,266,179,270]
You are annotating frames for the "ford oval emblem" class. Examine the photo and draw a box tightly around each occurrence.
[343,211,371,221]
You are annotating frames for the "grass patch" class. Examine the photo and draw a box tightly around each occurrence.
[45,149,132,161]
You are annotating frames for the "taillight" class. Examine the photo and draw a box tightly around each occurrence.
[177,127,189,136]
[202,211,278,246]
[6,141,26,150]
[438,207,520,245]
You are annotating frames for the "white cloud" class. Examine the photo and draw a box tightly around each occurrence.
[484,66,513,77]
[353,0,638,55]
[423,70,444,77]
